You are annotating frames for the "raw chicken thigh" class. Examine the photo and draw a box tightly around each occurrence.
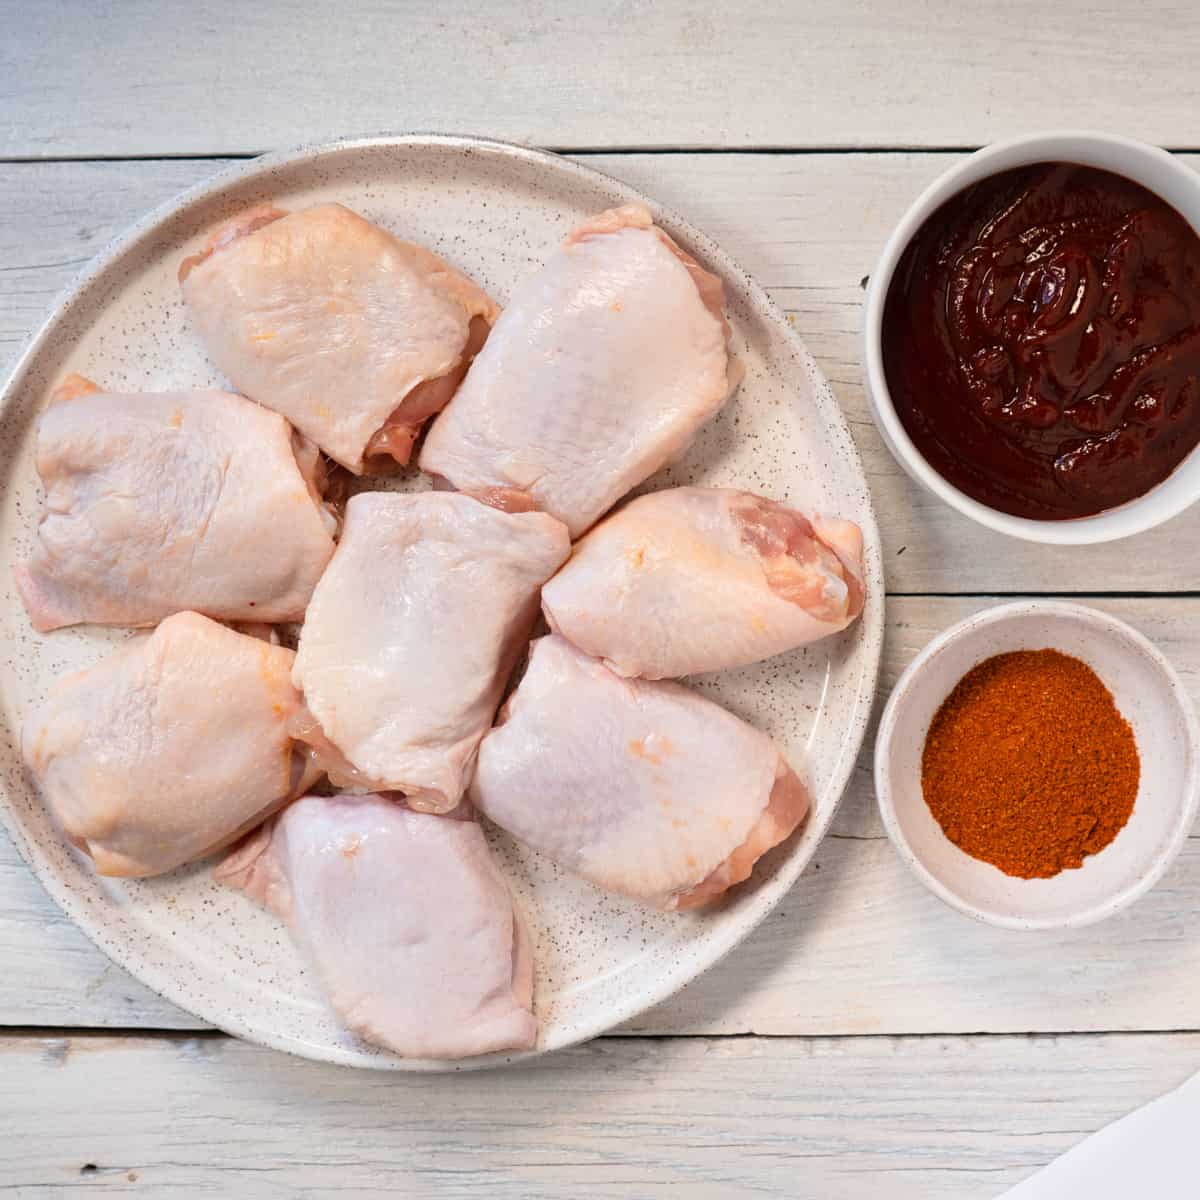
[180,203,498,473]
[15,375,336,631]
[217,794,537,1060]
[542,487,865,678]
[23,612,316,878]
[420,204,737,537]
[471,635,810,910]
[293,492,570,811]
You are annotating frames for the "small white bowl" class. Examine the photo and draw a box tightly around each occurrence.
[862,130,1200,544]
[875,601,1200,929]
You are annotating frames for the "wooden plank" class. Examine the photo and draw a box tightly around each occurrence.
[0,842,200,1030]
[1,1030,1196,1197]
[4,596,1199,1035]
[4,1,1200,157]
[2,155,1197,594]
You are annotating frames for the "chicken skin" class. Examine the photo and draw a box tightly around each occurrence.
[15,375,335,632]
[292,492,570,811]
[180,203,498,473]
[420,204,737,537]
[471,635,810,910]
[23,612,316,878]
[542,487,865,678]
[217,794,537,1060]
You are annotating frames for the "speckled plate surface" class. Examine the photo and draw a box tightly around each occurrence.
[0,135,883,1070]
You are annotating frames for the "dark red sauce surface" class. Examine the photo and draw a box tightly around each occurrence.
[882,163,1200,519]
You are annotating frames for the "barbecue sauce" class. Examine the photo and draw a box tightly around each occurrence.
[882,163,1200,518]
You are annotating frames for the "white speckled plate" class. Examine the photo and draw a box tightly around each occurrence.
[0,135,882,1070]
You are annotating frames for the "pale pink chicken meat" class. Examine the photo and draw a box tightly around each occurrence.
[15,375,336,632]
[217,794,537,1059]
[22,612,318,878]
[293,492,570,812]
[471,635,810,910]
[419,204,738,537]
[180,203,498,474]
[542,487,865,679]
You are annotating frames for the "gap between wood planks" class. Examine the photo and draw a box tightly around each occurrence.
[0,147,980,166]
[0,147,979,165]
[7,1027,1200,1043]
[886,591,1200,599]
[13,145,1200,164]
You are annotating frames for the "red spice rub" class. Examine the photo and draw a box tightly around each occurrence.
[921,649,1139,879]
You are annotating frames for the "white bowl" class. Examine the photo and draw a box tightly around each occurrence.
[862,130,1200,544]
[875,601,1200,929]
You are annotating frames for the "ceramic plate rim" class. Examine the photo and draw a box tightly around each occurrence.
[0,133,884,1068]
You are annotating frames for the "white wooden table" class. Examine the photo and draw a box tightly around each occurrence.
[4,4,1200,1195]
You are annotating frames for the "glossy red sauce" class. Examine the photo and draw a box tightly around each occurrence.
[882,163,1200,519]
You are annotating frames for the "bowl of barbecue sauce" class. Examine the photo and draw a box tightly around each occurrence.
[864,132,1200,542]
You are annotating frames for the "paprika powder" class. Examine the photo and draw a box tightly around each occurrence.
[921,649,1139,879]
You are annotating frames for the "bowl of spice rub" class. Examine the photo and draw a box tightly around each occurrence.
[863,131,1200,543]
[875,601,1199,929]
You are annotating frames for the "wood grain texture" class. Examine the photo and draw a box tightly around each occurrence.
[4,597,1198,1035]
[8,13,1200,1190]
[4,1,1200,157]
[1,1030,1195,1198]
[2,155,1197,593]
